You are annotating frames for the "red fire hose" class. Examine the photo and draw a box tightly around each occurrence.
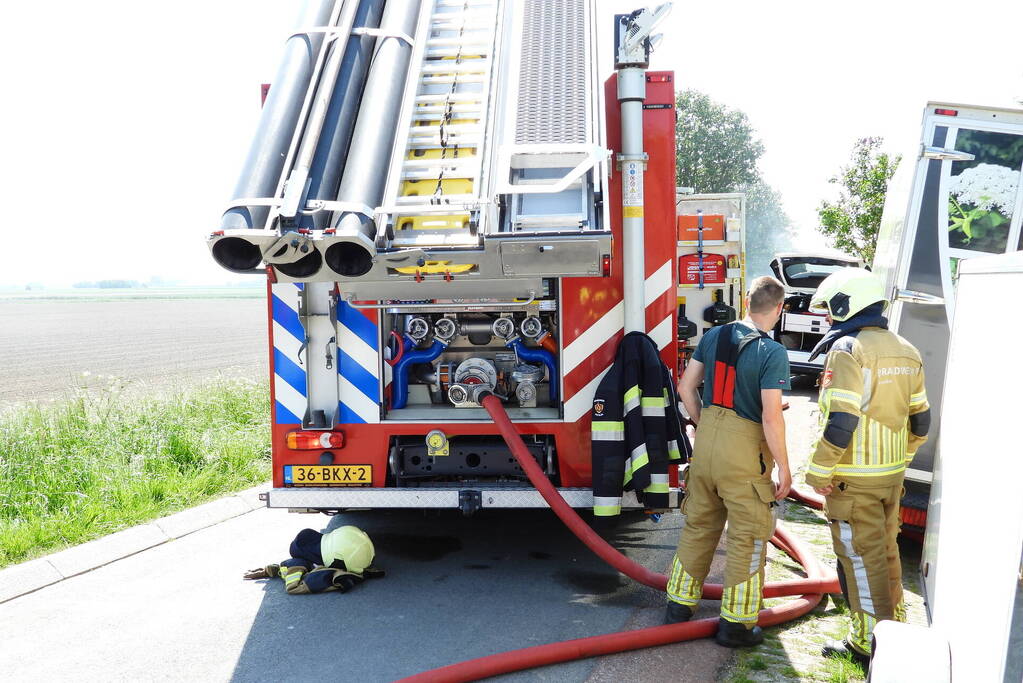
[394,396,840,682]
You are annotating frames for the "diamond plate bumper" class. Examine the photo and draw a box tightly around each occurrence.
[264,487,679,510]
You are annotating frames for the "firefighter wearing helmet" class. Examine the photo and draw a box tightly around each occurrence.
[243,525,383,594]
[805,269,930,667]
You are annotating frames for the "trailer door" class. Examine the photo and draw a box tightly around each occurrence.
[893,112,1023,485]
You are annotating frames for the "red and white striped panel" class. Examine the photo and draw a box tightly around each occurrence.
[562,259,675,422]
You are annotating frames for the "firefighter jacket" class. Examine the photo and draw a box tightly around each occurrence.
[591,331,691,516]
[806,310,930,488]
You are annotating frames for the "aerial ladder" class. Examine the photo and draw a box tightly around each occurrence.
[207,0,677,514]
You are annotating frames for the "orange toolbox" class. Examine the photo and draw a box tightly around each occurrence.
[677,214,725,242]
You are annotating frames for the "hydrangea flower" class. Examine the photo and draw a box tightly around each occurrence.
[949,163,1019,216]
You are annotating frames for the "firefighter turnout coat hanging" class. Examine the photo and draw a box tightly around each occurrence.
[805,323,930,656]
[590,332,690,516]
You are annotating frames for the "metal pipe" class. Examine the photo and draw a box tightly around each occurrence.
[392,336,447,410]
[220,0,336,231]
[325,0,423,277]
[278,0,363,221]
[506,339,558,404]
[299,0,388,229]
[617,67,647,334]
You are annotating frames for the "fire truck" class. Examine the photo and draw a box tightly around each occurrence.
[207,0,689,514]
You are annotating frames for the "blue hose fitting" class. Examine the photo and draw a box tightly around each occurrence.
[506,337,558,404]
[392,335,446,410]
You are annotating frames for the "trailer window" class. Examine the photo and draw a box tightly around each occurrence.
[946,129,1023,254]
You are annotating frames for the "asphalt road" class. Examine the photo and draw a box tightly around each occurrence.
[0,504,734,682]
[1,389,821,682]
[0,296,267,405]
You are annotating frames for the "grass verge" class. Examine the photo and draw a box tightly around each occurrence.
[0,376,270,568]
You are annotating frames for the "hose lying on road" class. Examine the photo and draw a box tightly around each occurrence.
[787,486,825,510]
[394,396,840,683]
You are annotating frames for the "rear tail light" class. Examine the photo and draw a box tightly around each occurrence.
[602,254,612,277]
[287,431,345,450]
[934,108,958,117]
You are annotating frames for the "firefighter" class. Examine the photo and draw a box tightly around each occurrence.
[243,525,384,594]
[804,269,929,667]
[665,276,792,649]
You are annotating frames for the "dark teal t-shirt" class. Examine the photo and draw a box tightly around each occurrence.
[691,321,791,423]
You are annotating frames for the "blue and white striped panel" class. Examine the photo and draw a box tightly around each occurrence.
[271,283,306,424]
[336,301,380,424]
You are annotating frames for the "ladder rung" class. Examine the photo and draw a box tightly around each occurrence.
[435,0,496,7]
[395,194,477,205]
[420,61,489,75]
[411,105,482,119]
[415,93,482,105]
[406,140,480,150]
[430,19,496,31]
[432,8,498,20]
[425,47,491,59]
[425,36,493,48]
[420,74,486,86]
[407,123,482,137]
[402,157,477,169]
[401,171,477,181]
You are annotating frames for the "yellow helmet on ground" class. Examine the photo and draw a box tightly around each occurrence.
[320,526,374,573]
[810,269,887,322]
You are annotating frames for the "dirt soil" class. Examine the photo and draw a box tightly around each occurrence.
[0,297,267,405]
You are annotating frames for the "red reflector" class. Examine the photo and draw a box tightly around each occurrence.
[646,74,671,82]
[602,254,612,277]
[287,431,345,450]
[211,230,225,237]
[935,108,958,116]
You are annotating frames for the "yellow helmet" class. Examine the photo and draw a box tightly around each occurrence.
[320,526,374,574]
[809,269,887,322]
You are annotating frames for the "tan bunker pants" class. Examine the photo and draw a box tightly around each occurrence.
[824,479,906,655]
[667,406,777,626]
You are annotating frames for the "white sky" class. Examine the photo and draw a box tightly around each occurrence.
[1,0,1020,286]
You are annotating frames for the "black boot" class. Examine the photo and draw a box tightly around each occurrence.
[664,602,693,624]
[822,639,870,668]
[715,618,763,647]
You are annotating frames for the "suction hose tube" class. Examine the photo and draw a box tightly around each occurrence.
[506,338,558,404]
[391,336,446,410]
[395,395,840,683]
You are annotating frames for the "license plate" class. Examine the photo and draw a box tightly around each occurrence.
[284,465,372,486]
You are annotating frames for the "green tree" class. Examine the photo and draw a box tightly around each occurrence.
[817,137,900,264]
[674,90,794,277]
[675,90,763,192]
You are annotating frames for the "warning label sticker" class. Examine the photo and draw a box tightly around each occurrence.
[623,161,643,207]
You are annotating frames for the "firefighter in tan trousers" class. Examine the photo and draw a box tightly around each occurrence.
[665,276,792,648]
[804,269,930,667]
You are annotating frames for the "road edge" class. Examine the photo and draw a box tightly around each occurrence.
[0,483,269,605]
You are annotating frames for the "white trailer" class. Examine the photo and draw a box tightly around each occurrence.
[872,102,1023,528]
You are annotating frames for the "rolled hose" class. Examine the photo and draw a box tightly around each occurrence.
[394,395,840,683]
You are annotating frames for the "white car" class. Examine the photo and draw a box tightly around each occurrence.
[769,252,866,376]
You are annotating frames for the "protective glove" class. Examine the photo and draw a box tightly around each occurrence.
[243,564,280,580]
